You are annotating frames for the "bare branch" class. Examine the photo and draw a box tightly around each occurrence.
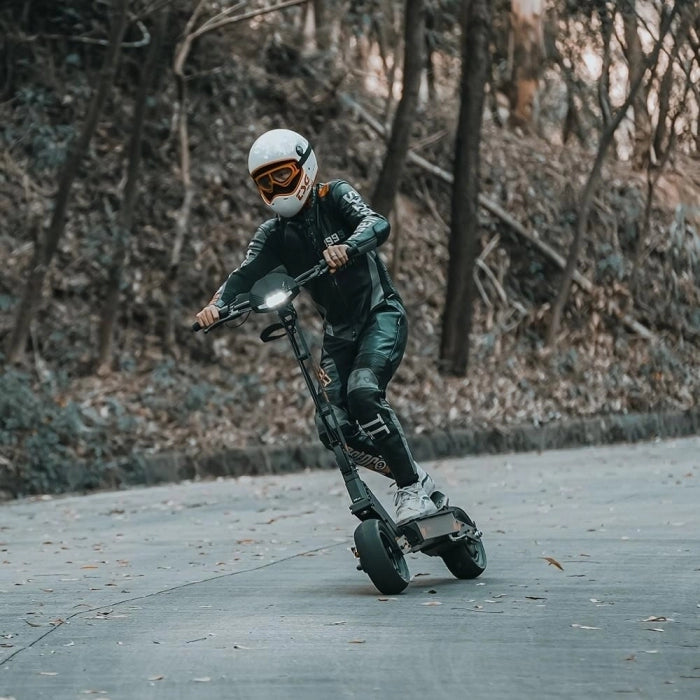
[15,19,151,49]
[190,0,308,41]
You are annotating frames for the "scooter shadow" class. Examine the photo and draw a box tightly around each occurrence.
[336,572,492,598]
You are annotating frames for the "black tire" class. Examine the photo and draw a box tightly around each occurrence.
[441,508,487,580]
[354,519,410,595]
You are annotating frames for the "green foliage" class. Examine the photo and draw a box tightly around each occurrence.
[184,382,219,412]
[0,368,135,496]
[596,248,625,281]
[7,86,76,172]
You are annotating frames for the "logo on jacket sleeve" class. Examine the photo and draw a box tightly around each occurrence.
[324,231,343,246]
[342,190,372,217]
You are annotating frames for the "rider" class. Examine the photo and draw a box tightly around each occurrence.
[195,128,440,524]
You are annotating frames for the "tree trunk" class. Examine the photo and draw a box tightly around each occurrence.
[370,0,425,218]
[425,3,438,101]
[313,0,330,51]
[546,2,679,347]
[652,10,689,159]
[439,0,492,376]
[596,0,613,127]
[6,0,129,364]
[97,7,168,374]
[508,0,544,130]
[621,0,652,167]
[161,3,204,356]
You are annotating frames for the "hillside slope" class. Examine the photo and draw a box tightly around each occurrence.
[0,23,698,496]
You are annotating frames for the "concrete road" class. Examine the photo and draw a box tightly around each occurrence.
[1,437,698,700]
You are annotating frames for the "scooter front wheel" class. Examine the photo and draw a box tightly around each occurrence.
[354,519,410,595]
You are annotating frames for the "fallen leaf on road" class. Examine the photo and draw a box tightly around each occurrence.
[571,624,600,630]
[39,672,58,676]
[193,677,211,682]
[148,675,164,681]
[349,640,366,644]
[422,601,442,606]
[642,616,669,622]
[541,557,564,571]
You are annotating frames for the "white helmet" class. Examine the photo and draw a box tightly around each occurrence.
[248,129,318,217]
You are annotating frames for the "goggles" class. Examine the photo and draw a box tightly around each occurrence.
[251,143,313,205]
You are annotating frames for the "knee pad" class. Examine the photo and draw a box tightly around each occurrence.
[346,368,381,420]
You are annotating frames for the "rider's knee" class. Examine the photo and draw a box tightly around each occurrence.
[346,368,382,421]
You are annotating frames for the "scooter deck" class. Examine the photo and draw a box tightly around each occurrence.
[397,505,479,554]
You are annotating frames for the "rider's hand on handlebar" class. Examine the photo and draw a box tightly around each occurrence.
[323,244,350,273]
[195,304,220,328]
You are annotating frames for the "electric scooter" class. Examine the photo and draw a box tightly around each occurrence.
[193,261,486,594]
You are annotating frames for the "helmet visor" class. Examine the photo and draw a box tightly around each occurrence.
[252,160,302,204]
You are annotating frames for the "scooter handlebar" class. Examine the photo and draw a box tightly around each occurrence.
[193,259,332,332]
[191,303,242,333]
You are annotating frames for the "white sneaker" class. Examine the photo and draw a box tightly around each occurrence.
[394,481,438,525]
[415,464,436,496]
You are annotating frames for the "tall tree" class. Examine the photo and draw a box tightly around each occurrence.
[6,0,129,363]
[621,0,652,168]
[371,0,426,218]
[439,0,492,376]
[546,2,680,347]
[508,0,544,129]
[97,7,168,374]
[161,0,307,354]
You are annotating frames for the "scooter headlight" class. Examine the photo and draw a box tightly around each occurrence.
[262,290,292,309]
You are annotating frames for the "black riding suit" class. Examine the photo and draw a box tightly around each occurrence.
[212,180,419,487]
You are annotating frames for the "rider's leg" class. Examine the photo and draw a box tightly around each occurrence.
[313,309,439,520]
[344,302,438,523]
[344,302,416,486]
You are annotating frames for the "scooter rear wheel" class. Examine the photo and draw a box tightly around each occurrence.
[354,519,410,594]
[440,508,487,579]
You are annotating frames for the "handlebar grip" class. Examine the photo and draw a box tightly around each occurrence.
[192,321,202,332]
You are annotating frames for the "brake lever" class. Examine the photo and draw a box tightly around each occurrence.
[192,301,250,333]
